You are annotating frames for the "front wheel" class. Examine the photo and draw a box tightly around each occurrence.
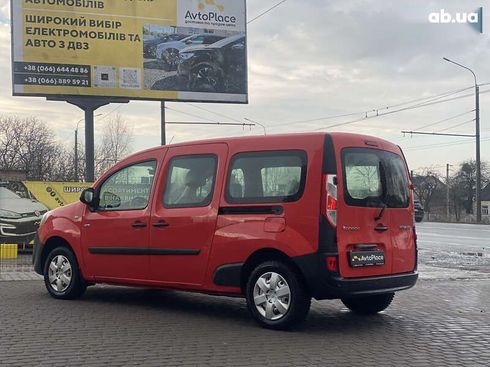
[341,293,394,315]
[246,261,311,330]
[43,247,86,300]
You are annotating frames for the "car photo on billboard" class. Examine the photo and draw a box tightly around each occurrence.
[143,25,246,96]
[0,187,48,246]
[178,34,247,94]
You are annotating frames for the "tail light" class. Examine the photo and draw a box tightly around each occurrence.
[322,174,337,227]
[326,255,338,272]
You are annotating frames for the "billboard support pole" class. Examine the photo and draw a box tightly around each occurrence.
[161,101,166,146]
[47,96,130,182]
[84,106,96,182]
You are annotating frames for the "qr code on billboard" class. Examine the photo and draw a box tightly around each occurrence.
[120,67,141,89]
[93,65,116,88]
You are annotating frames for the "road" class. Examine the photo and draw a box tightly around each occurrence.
[0,280,488,367]
[0,222,489,366]
[416,222,490,280]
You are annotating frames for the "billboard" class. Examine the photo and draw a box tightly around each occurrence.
[0,181,91,245]
[22,181,93,210]
[11,0,247,103]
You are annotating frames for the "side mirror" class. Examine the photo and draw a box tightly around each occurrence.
[80,188,96,207]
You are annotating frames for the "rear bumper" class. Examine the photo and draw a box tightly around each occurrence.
[293,253,418,300]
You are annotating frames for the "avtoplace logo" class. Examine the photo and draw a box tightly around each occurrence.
[428,8,483,33]
[185,0,237,26]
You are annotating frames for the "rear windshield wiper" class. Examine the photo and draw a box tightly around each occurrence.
[374,203,386,221]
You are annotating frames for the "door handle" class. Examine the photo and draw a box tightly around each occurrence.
[374,225,389,233]
[131,221,147,228]
[152,220,169,228]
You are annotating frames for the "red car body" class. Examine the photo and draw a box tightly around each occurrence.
[34,132,417,327]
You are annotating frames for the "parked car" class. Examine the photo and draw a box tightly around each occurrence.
[178,34,246,93]
[33,133,418,329]
[414,200,424,222]
[155,34,225,70]
[0,187,48,246]
[143,34,187,59]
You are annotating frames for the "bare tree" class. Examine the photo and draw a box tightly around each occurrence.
[452,160,489,215]
[95,114,133,178]
[412,168,442,215]
[0,116,72,181]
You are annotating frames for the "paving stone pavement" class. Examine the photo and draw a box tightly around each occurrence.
[0,279,488,366]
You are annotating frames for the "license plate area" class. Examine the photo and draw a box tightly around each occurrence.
[349,250,385,267]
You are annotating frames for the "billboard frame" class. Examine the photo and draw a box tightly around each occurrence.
[10,0,249,105]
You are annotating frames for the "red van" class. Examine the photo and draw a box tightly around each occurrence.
[33,132,417,329]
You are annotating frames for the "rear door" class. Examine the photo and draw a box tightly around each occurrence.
[336,148,394,278]
[148,143,228,286]
[386,150,416,273]
[336,143,415,278]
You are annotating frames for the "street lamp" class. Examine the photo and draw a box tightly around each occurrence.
[244,118,267,135]
[74,114,102,182]
[443,57,481,223]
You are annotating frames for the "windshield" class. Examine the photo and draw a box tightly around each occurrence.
[342,148,409,208]
[0,187,21,199]
[207,34,244,49]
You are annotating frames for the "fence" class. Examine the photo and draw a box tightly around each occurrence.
[0,244,36,280]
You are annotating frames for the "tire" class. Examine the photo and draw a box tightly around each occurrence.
[415,217,423,223]
[43,246,86,300]
[341,293,394,315]
[189,62,223,92]
[245,260,311,330]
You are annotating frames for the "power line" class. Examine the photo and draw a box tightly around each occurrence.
[270,85,475,130]
[437,119,475,132]
[187,104,241,122]
[97,104,124,121]
[413,110,474,131]
[165,106,219,123]
[403,137,490,151]
[166,121,254,127]
[248,0,288,24]
[312,86,490,131]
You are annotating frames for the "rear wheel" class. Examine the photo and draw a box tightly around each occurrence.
[43,247,86,300]
[341,293,394,315]
[245,261,311,330]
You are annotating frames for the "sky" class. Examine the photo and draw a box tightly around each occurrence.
[1,0,489,177]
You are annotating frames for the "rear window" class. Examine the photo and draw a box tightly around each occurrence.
[342,148,409,208]
[226,150,307,204]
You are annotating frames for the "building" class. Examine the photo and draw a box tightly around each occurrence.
[482,183,490,218]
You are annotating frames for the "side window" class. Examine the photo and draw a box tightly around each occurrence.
[98,161,156,211]
[226,150,307,204]
[163,155,217,208]
[190,36,204,44]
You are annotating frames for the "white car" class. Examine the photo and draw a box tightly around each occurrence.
[155,34,225,70]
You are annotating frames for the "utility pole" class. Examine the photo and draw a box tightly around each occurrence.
[161,101,166,146]
[443,57,481,222]
[475,84,481,222]
[446,164,451,220]
[74,128,78,182]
